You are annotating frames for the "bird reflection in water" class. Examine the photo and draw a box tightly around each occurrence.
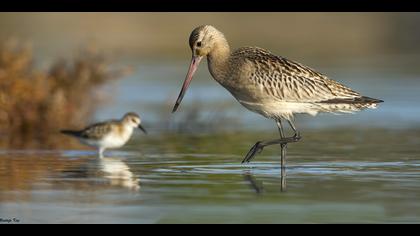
[98,157,140,191]
[59,156,140,191]
[243,164,287,193]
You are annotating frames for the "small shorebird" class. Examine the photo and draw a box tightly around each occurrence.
[61,112,147,158]
[172,25,383,166]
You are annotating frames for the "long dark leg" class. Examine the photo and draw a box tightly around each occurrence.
[277,120,287,191]
[241,120,300,164]
[277,120,287,169]
[277,120,285,138]
[287,119,301,138]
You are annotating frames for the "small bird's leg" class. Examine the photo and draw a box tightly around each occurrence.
[98,147,105,159]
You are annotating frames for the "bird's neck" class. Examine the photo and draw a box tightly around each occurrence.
[119,123,134,139]
[207,39,231,83]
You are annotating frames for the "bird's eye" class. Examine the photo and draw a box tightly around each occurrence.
[196,41,202,47]
[131,118,137,123]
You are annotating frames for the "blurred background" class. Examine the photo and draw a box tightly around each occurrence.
[1,13,420,224]
[0,12,419,148]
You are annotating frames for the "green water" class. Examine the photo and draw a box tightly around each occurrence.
[1,129,419,223]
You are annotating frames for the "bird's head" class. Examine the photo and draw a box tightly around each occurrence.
[172,25,228,113]
[122,112,147,134]
[189,25,225,57]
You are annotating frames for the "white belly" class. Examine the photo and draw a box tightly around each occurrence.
[238,99,320,120]
[100,133,131,148]
[79,130,132,149]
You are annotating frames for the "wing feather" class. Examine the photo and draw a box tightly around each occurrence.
[79,121,115,140]
[232,47,362,103]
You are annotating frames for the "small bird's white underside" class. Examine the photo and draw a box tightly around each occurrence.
[78,129,133,151]
[237,99,378,120]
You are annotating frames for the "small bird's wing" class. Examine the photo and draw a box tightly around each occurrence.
[60,120,118,140]
[233,47,368,103]
[77,121,117,140]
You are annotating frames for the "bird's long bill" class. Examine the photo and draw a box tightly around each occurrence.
[172,56,203,113]
[138,124,147,134]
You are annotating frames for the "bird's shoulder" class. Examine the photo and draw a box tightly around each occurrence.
[231,47,361,101]
[232,46,324,78]
[79,120,118,139]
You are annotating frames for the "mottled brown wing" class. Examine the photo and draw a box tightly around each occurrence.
[234,47,361,102]
[79,120,115,140]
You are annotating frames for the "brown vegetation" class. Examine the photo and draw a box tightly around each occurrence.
[0,40,130,148]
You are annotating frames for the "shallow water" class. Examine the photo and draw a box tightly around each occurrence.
[1,129,420,223]
[1,62,420,223]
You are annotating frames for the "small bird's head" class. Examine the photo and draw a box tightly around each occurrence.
[122,112,147,134]
[172,25,228,113]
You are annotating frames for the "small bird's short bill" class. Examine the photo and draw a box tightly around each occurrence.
[138,124,147,134]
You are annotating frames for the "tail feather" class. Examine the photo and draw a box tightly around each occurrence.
[316,96,383,113]
[320,96,384,105]
[60,130,82,137]
[359,96,384,104]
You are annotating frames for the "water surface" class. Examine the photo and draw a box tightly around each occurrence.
[1,129,419,223]
[1,63,420,223]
